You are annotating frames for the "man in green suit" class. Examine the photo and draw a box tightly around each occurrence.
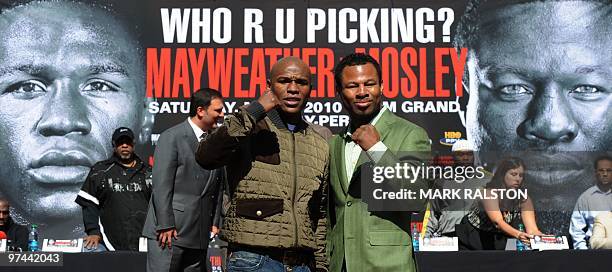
[327,53,431,272]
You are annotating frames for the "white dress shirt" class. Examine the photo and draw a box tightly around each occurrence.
[343,107,389,184]
[187,117,206,140]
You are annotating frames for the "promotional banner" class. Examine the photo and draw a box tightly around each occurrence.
[0,0,609,249]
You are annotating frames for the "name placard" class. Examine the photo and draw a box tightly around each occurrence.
[530,236,569,251]
[41,239,83,253]
[419,237,459,251]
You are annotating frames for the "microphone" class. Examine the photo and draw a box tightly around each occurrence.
[0,231,7,240]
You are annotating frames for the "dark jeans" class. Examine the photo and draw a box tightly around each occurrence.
[227,250,311,272]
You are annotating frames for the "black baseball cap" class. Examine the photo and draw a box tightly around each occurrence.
[112,127,134,145]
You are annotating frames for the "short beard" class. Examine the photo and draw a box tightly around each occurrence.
[350,105,382,129]
[119,153,134,163]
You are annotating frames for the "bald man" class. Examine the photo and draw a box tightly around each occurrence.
[457,0,612,235]
[197,57,331,272]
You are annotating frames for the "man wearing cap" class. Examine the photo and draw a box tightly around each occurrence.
[425,140,491,238]
[75,127,152,251]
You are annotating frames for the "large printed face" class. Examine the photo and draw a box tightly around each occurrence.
[0,2,148,221]
[465,2,612,195]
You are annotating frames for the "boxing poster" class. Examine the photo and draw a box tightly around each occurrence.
[0,0,609,246]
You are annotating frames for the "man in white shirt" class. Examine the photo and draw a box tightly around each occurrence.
[570,156,612,249]
[327,53,431,272]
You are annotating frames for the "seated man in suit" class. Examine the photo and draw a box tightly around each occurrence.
[142,88,225,271]
[327,53,431,272]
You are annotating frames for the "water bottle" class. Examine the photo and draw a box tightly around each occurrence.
[412,226,420,252]
[516,224,525,251]
[28,224,39,252]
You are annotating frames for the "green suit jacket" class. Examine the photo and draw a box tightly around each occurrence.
[327,110,431,272]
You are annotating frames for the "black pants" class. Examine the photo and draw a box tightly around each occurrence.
[456,217,509,250]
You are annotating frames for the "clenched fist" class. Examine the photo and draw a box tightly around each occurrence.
[351,124,380,151]
[258,90,280,112]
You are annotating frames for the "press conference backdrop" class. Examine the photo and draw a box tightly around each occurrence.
[0,0,609,241]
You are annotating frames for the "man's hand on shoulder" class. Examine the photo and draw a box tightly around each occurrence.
[157,228,178,249]
[84,234,101,249]
[352,124,380,151]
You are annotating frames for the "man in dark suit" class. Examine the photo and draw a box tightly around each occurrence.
[143,88,225,272]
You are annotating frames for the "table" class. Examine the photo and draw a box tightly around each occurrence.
[0,250,610,272]
[415,250,612,272]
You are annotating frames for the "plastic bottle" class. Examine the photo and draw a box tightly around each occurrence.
[412,226,420,252]
[28,224,39,252]
[516,224,525,251]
